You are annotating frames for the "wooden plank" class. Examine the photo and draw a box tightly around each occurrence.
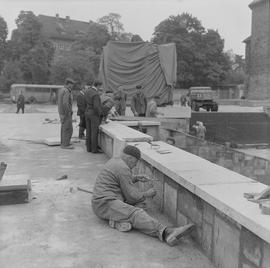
[0,179,30,192]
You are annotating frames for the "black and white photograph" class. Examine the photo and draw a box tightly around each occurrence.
[0,0,270,267]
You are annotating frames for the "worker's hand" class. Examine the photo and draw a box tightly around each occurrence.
[132,174,152,183]
[143,188,156,198]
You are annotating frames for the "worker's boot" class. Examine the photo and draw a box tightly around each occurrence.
[164,223,195,246]
[109,219,132,232]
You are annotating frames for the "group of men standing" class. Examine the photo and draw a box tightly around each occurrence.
[58,79,164,150]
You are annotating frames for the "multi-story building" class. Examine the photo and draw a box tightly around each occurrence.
[244,0,270,99]
[38,14,90,56]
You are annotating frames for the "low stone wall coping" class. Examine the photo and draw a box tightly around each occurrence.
[118,120,161,127]
[99,122,153,142]
[129,141,270,244]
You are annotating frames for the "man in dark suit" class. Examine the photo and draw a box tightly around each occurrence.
[85,81,103,153]
[77,86,87,139]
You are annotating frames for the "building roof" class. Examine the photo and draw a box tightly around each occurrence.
[38,14,90,41]
[249,0,268,9]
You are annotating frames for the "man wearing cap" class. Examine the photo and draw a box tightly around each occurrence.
[92,145,195,246]
[131,85,147,117]
[85,80,103,153]
[58,78,75,149]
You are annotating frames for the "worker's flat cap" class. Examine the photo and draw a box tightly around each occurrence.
[65,78,76,84]
[123,145,141,160]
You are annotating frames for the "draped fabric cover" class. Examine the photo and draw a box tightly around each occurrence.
[99,41,177,104]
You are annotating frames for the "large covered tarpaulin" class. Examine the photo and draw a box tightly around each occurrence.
[99,41,177,105]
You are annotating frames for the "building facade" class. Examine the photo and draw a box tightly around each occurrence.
[245,0,270,100]
[38,14,90,57]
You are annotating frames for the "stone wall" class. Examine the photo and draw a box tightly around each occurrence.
[99,121,270,268]
[160,128,270,186]
[138,158,270,268]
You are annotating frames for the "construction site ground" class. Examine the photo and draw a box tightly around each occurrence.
[0,104,214,268]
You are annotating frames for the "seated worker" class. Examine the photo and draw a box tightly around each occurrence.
[146,96,164,117]
[91,145,195,246]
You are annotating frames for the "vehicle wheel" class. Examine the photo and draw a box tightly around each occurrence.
[211,104,218,112]
[206,107,210,112]
[191,102,196,111]
[194,105,199,112]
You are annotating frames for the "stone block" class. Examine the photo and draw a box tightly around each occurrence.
[177,211,189,226]
[254,168,266,176]
[262,242,270,268]
[213,214,240,268]
[152,168,164,211]
[99,133,113,158]
[202,221,213,259]
[241,228,263,267]
[178,186,203,226]
[203,202,215,225]
[163,181,177,222]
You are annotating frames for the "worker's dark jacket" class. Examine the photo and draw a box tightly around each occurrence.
[77,90,87,116]
[85,87,102,117]
[131,93,147,115]
[84,87,102,152]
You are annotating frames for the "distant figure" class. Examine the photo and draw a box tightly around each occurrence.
[77,86,87,139]
[180,94,187,106]
[146,96,164,117]
[16,92,25,114]
[50,91,57,104]
[85,80,103,153]
[114,87,127,116]
[131,85,147,117]
[58,78,75,149]
[166,137,176,146]
[192,121,206,140]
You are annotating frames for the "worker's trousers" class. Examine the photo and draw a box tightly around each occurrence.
[92,199,166,241]
[85,112,100,153]
[60,115,73,147]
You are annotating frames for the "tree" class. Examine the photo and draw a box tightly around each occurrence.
[0,16,8,73]
[152,13,230,87]
[131,34,144,42]
[97,13,124,40]
[0,61,23,92]
[6,11,54,84]
[72,21,110,54]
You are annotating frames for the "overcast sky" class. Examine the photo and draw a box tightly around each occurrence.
[0,0,251,56]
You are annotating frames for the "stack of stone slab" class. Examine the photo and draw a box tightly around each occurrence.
[0,167,31,205]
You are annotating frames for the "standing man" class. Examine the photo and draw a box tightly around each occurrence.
[58,78,75,149]
[131,85,147,117]
[16,92,25,114]
[85,80,103,153]
[114,87,127,116]
[77,86,87,139]
[92,145,195,246]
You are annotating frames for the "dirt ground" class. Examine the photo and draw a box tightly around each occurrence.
[0,106,215,268]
